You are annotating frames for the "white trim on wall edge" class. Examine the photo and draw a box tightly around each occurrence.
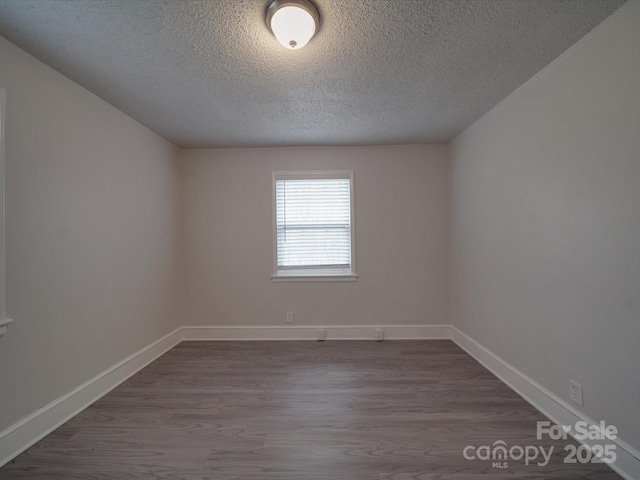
[450,326,640,480]
[0,324,446,468]
[0,327,183,468]
[2,324,637,480]
[181,324,451,341]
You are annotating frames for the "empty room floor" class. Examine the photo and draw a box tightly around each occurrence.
[0,341,620,479]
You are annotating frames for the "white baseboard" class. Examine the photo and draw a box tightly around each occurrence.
[0,327,183,468]
[181,324,451,341]
[0,324,446,467]
[450,326,640,480]
[3,323,637,480]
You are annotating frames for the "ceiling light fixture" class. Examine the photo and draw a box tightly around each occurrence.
[266,0,320,50]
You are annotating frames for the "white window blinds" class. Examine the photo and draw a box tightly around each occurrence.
[274,172,353,275]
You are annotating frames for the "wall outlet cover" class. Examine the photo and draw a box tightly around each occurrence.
[569,380,583,406]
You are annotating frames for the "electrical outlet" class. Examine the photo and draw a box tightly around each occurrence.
[569,380,583,406]
[286,312,293,323]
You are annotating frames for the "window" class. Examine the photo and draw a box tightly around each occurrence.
[272,170,356,281]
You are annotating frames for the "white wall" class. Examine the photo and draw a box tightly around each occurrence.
[180,145,448,328]
[450,2,640,453]
[3,0,638,466]
[0,37,181,432]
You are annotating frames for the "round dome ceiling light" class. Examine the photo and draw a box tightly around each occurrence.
[266,0,320,50]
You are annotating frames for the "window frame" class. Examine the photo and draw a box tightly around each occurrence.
[271,170,357,282]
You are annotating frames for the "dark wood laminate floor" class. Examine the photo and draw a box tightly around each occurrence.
[1,341,621,479]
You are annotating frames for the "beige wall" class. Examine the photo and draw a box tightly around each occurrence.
[2,0,638,464]
[0,37,181,432]
[180,145,449,327]
[450,3,640,452]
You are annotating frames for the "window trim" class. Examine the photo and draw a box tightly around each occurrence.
[271,170,357,282]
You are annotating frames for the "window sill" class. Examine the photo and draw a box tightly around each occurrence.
[271,273,358,283]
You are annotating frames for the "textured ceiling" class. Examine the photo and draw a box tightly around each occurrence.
[0,0,626,148]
